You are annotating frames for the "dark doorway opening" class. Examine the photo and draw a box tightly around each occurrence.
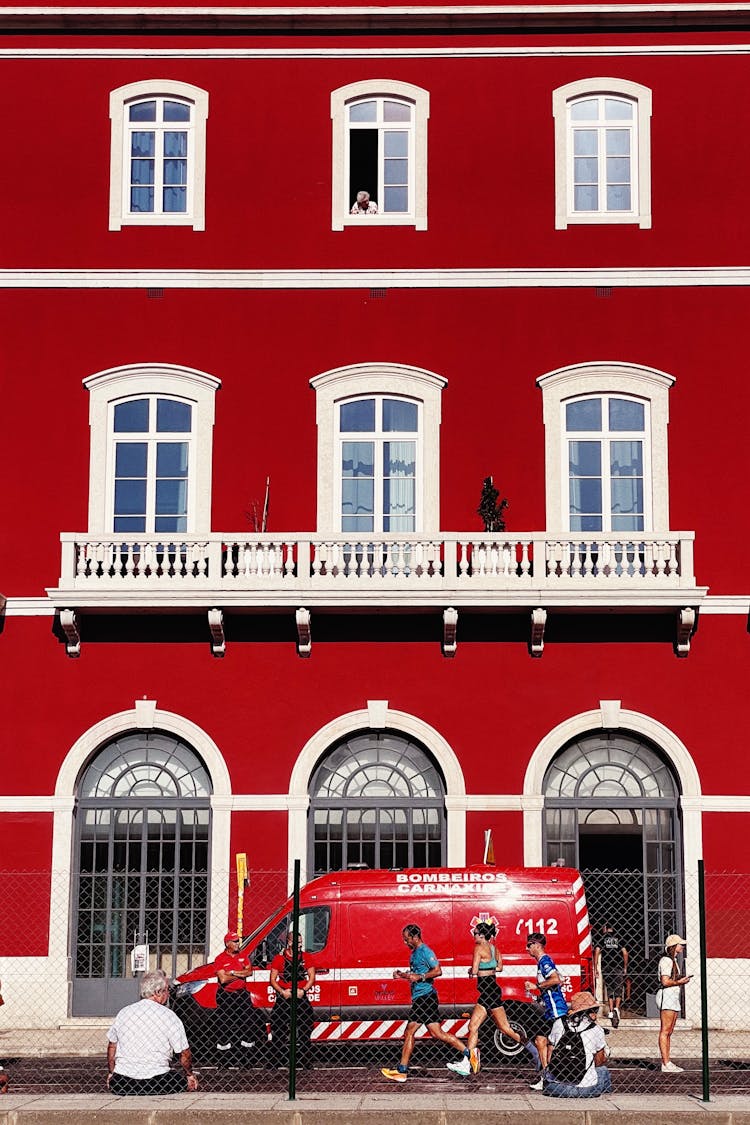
[580,827,645,1017]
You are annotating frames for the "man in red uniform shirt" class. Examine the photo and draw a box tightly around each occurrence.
[214,931,262,1063]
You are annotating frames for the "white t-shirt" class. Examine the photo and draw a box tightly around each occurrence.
[107,998,189,1079]
[657,956,682,1011]
[548,1016,606,1088]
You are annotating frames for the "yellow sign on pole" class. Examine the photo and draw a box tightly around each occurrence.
[236,853,248,939]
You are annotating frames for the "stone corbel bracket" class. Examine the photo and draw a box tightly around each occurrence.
[208,608,225,657]
[530,607,547,657]
[442,607,458,657]
[60,609,81,658]
[675,606,696,658]
[296,607,312,657]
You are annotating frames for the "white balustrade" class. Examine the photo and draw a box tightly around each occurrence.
[57,531,695,595]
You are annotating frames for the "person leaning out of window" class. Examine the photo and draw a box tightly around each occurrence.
[350,190,378,214]
[657,934,692,1073]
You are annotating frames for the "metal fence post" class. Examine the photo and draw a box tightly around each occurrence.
[288,858,301,1101]
[698,859,710,1102]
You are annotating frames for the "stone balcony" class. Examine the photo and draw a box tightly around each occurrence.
[48,531,706,656]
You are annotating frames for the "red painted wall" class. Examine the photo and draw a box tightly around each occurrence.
[0,815,53,955]
[2,285,749,594]
[2,45,750,267]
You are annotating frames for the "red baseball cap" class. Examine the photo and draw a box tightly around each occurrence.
[224,931,240,944]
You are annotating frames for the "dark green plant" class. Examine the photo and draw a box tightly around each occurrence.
[477,476,508,532]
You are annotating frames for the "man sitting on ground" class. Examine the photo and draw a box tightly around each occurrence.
[107,969,199,1095]
[542,991,612,1099]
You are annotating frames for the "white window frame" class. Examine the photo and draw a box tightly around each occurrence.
[109,80,209,231]
[311,363,446,534]
[84,363,221,533]
[331,80,429,231]
[553,78,652,230]
[335,394,423,535]
[563,392,652,535]
[107,394,195,536]
[537,362,674,534]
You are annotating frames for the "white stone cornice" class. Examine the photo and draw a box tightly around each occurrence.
[7,267,750,290]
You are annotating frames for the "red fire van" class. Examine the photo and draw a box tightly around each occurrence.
[175,865,592,1059]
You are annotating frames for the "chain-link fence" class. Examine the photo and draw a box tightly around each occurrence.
[0,864,748,1099]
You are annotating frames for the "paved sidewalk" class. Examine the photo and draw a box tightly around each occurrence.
[2,1091,750,1123]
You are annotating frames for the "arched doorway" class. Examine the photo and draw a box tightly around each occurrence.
[71,731,212,1015]
[543,731,683,1015]
[309,730,446,876]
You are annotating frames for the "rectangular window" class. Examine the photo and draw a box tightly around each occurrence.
[338,396,419,533]
[565,396,646,533]
[111,397,193,534]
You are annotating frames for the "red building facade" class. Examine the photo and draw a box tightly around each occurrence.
[0,0,748,1023]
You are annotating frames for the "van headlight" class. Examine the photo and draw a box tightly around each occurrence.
[174,981,205,999]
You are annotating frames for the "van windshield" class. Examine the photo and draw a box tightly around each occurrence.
[245,906,331,967]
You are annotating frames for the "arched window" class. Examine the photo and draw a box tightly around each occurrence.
[331,80,429,230]
[309,730,446,875]
[311,362,446,534]
[553,79,652,229]
[72,731,212,1015]
[543,731,682,994]
[109,80,209,230]
[84,363,221,534]
[537,362,674,534]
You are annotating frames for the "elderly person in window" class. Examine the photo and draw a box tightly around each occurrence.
[107,970,198,1095]
[351,190,378,214]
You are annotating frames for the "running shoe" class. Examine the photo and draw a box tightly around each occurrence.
[469,1047,480,1074]
[611,1009,620,1029]
[661,1061,684,1073]
[381,1068,408,1083]
[528,1077,544,1090]
[446,1055,471,1076]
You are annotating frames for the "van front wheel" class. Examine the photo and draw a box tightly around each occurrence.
[491,1020,528,1059]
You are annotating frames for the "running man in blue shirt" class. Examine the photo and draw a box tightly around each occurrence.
[381,923,471,1082]
[524,931,569,1088]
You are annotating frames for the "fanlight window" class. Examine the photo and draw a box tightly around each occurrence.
[310,731,445,874]
[79,732,211,799]
[312,731,443,799]
[543,733,677,801]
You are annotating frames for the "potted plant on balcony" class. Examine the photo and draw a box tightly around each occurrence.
[477,476,508,532]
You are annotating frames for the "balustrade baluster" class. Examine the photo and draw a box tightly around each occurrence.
[520,541,531,579]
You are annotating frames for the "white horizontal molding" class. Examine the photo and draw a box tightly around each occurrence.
[6,268,750,289]
[466,794,524,810]
[687,796,750,813]
[699,596,750,614]
[8,43,750,58]
[1,792,749,813]
[3,598,56,616]
[5,592,749,616]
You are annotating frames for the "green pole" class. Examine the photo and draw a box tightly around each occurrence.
[698,859,710,1102]
[288,858,301,1102]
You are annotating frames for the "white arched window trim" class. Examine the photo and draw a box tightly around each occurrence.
[536,360,674,534]
[525,706,702,921]
[331,79,430,231]
[45,703,231,1021]
[83,362,221,534]
[521,703,702,1020]
[288,702,466,887]
[109,79,209,231]
[552,77,652,230]
[310,361,446,534]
